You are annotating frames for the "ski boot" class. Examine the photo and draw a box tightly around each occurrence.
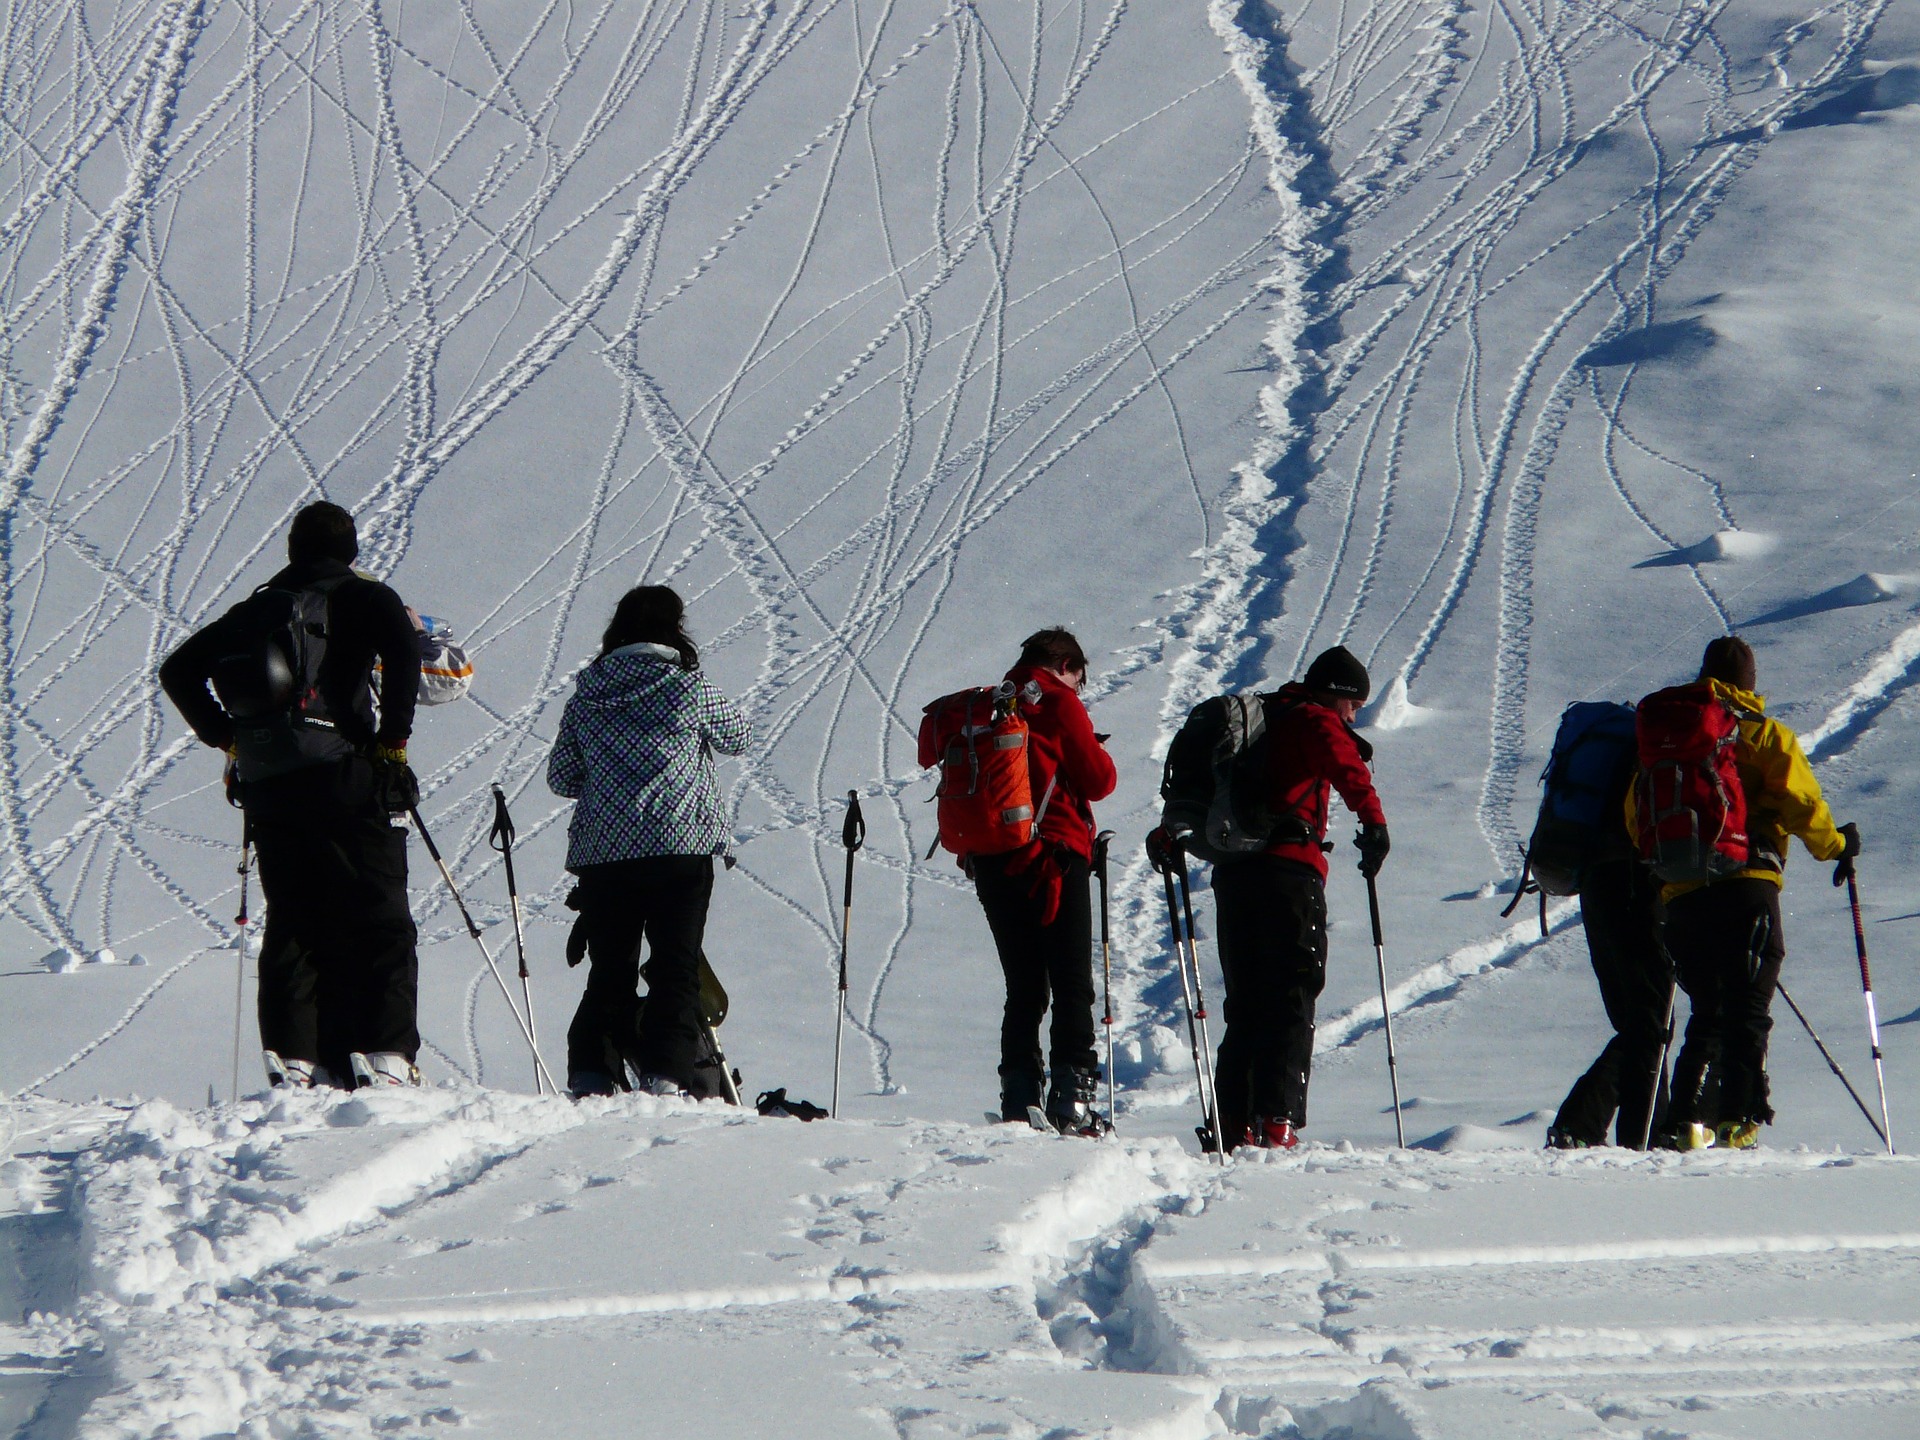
[263,1050,334,1089]
[1546,1126,1593,1150]
[1246,1116,1299,1151]
[349,1051,421,1088]
[1043,1068,1112,1138]
[632,1072,688,1098]
[567,1070,618,1100]
[998,1068,1045,1125]
[1715,1119,1761,1150]
[1666,1121,1717,1152]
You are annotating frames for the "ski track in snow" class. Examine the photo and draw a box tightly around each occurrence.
[15,1088,1918,1436]
[1273,0,1894,874]
[0,0,1903,1165]
[0,0,1295,1099]
[3,0,1918,1435]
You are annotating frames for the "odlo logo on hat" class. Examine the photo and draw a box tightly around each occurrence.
[1303,645,1371,702]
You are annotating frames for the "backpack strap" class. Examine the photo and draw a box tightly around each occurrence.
[1499,846,1534,918]
[1499,843,1549,938]
[1031,771,1058,830]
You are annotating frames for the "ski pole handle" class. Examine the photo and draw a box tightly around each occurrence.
[1848,873,1874,992]
[490,784,521,892]
[1367,873,1385,951]
[489,784,515,848]
[841,790,864,904]
[235,813,253,928]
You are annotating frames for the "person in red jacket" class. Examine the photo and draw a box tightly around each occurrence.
[966,629,1118,1133]
[1211,646,1389,1150]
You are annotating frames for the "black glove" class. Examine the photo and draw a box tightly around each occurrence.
[370,745,420,814]
[756,1087,829,1121]
[564,886,589,966]
[1832,821,1861,887]
[1145,825,1184,875]
[1355,822,1390,879]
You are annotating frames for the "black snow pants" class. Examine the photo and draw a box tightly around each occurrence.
[1663,877,1786,1128]
[566,854,723,1097]
[1553,859,1672,1146]
[1211,855,1329,1145]
[247,757,419,1081]
[973,847,1096,1116]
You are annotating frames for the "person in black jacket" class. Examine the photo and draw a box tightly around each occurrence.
[160,502,423,1089]
[1548,857,1669,1149]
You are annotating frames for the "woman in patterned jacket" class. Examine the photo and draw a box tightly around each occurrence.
[548,586,751,1097]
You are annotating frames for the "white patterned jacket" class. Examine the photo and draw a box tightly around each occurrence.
[547,642,751,868]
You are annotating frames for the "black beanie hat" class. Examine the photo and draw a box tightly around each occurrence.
[1698,635,1757,693]
[1304,645,1370,702]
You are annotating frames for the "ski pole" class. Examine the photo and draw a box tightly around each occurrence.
[1366,874,1407,1148]
[832,790,864,1118]
[1174,852,1223,1161]
[488,786,545,1094]
[1639,978,1676,1152]
[233,812,251,1104]
[1845,872,1896,1154]
[1157,838,1222,1163]
[409,806,561,1095]
[1093,829,1117,1128]
[702,1020,743,1105]
[1778,979,1886,1148]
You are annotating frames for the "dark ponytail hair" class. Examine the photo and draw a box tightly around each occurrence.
[1017,627,1089,675]
[600,585,698,670]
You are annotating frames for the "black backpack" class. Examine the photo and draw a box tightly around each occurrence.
[1160,693,1310,863]
[209,576,356,782]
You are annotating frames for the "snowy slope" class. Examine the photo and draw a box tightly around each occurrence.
[5,0,1920,1436]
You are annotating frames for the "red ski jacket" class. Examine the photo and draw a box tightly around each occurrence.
[1261,683,1386,879]
[1010,663,1117,862]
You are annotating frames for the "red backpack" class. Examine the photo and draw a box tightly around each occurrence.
[1632,682,1750,883]
[918,682,1054,858]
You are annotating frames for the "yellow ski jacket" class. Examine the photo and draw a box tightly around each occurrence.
[1625,679,1845,902]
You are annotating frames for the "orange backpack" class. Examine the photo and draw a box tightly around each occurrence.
[919,682,1055,857]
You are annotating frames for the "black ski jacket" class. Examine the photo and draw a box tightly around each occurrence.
[160,559,420,753]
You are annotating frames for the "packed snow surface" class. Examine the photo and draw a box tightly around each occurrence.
[4,0,1920,1435]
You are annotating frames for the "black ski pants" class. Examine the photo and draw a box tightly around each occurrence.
[1553,859,1671,1146]
[973,848,1096,1113]
[247,758,419,1081]
[1663,877,1785,1128]
[1211,856,1328,1143]
[566,855,721,1096]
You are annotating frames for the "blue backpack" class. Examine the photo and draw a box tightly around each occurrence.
[1504,702,1638,928]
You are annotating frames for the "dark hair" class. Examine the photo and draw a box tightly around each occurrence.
[1017,627,1089,675]
[287,501,358,565]
[601,585,698,670]
[1698,634,1757,692]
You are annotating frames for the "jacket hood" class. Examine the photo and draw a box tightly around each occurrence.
[1702,677,1767,713]
[573,643,688,707]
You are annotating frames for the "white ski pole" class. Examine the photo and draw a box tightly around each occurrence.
[488,786,545,1094]
[410,807,560,1095]
[1845,870,1895,1155]
[1366,874,1407,1148]
[832,791,864,1118]
[232,812,251,1103]
[1093,830,1117,1128]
